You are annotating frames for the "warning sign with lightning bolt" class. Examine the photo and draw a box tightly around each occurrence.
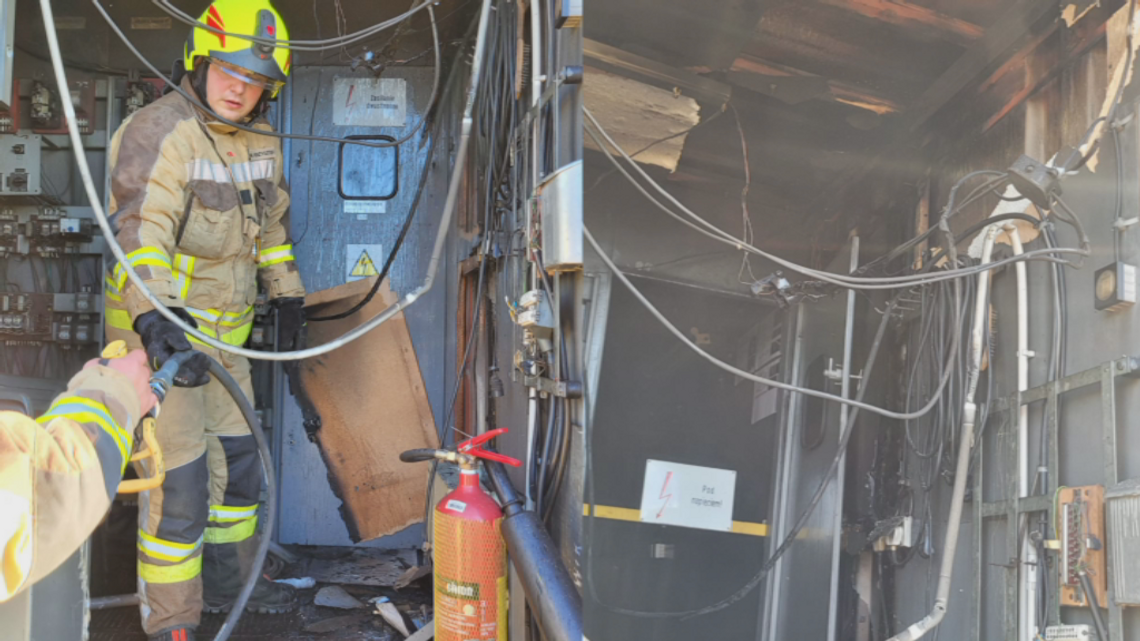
[639,460,737,532]
[346,244,383,282]
[351,249,378,277]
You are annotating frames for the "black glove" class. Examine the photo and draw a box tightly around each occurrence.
[133,308,211,387]
[273,297,307,352]
[274,298,321,435]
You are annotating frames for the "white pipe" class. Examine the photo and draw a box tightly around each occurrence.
[888,226,1000,641]
[524,389,538,510]
[41,0,489,361]
[1008,225,1038,641]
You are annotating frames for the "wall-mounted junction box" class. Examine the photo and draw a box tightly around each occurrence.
[1094,262,1136,312]
[538,160,583,272]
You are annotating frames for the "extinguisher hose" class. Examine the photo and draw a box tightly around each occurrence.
[400,449,444,463]
[203,357,277,641]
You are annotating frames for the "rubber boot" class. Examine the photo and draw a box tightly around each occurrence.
[201,538,297,614]
[148,626,196,641]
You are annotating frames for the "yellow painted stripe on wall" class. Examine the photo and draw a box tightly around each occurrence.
[583,504,768,537]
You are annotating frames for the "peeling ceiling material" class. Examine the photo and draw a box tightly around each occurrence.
[584,68,702,172]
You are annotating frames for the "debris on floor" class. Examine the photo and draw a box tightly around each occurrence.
[315,585,367,610]
[302,612,372,634]
[371,597,410,636]
[90,545,433,640]
[277,576,317,589]
[301,548,420,587]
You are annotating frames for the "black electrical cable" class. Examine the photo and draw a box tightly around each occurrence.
[90,0,441,150]
[307,128,439,322]
[149,0,435,51]
[1080,572,1110,641]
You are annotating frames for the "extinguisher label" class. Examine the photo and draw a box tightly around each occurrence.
[438,575,481,600]
[445,499,468,513]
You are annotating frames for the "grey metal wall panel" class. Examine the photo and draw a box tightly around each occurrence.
[276,65,450,546]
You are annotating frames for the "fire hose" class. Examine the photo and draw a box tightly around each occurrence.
[103,341,275,641]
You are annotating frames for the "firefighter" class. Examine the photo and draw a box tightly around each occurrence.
[103,1,305,639]
[0,350,157,604]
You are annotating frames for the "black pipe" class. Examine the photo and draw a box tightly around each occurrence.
[486,460,583,641]
[1080,571,1109,641]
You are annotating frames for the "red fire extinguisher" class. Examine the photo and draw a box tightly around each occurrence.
[401,428,522,641]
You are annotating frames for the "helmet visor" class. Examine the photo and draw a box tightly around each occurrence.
[210,57,285,94]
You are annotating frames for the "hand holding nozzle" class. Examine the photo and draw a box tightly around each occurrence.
[94,340,176,494]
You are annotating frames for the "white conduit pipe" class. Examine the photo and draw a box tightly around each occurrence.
[1008,225,1038,641]
[888,225,1000,641]
[39,0,494,361]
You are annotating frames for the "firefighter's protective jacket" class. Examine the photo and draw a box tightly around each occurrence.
[105,77,305,345]
[0,365,141,601]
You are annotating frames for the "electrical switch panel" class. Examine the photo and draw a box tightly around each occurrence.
[0,98,15,134]
[1058,485,1107,608]
[0,207,98,255]
[0,134,42,195]
[24,79,96,136]
[0,293,98,345]
[125,78,165,118]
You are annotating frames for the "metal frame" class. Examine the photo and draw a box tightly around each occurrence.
[0,0,13,110]
[971,356,1138,640]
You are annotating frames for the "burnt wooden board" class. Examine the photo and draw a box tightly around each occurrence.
[302,277,438,542]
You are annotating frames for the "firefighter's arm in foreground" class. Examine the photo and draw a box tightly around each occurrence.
[0,350,157,602]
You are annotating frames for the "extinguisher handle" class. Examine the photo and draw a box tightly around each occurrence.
[470,448,523,467]
[457,428,523,467]
[456,427,509,453]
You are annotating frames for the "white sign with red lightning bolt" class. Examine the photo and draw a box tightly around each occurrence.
[638,460,737,532]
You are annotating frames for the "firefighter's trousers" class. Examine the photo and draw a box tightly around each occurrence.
[118,337,261,634]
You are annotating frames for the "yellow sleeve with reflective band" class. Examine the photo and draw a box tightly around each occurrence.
[0,366,140,603]
[256,149,305,300]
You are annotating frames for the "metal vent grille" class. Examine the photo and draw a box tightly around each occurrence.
[1106,479,1140,605]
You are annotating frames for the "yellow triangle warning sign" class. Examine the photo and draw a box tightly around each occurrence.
[350,249,379,277]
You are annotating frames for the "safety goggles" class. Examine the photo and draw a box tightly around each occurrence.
[210,58,285,94]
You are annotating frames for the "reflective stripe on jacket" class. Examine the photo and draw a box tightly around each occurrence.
[105,76,305,340]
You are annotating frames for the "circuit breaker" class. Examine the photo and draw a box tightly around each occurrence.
[0,134,42,195]
[0,293,99,345]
